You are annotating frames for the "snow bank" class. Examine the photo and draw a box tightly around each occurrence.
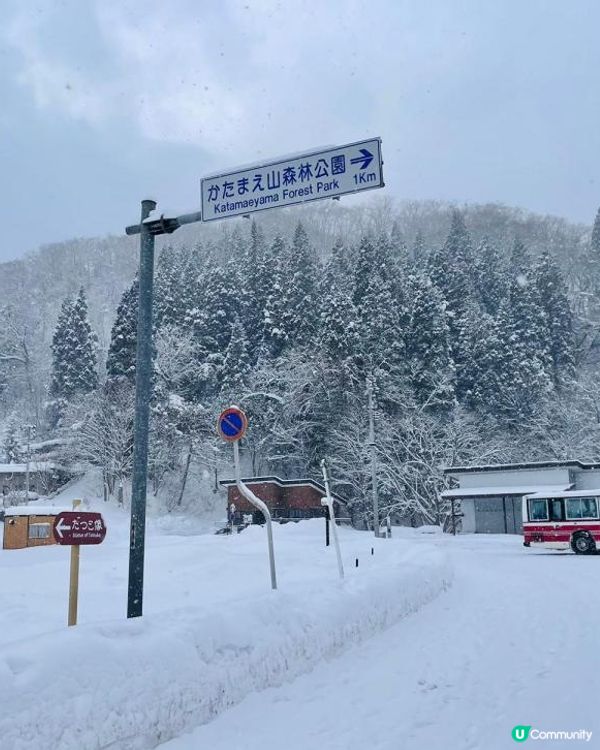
[0,523,451,750]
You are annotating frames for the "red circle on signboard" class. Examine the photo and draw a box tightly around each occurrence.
[217,406,248,442]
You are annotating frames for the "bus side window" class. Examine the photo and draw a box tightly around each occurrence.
[528,498,548,521]
[549,498,564,521]
[565,497,599,520]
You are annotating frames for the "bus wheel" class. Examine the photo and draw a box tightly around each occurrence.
[571,532,596,555]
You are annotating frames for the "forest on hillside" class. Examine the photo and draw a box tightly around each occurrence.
[1,199,600,526]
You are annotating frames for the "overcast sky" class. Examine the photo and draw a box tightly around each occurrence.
[1,0,599,261]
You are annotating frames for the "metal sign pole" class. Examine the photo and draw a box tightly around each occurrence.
[127,198,156,619]
[233,440,277,590]
[124,202,203,619]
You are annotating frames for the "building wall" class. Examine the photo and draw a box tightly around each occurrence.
[3,514,56,550]
[456,496,523,534]
[573,470,600,490]
[505,496,523,533]
[461,499,476,533]
[3,516,28,549]
[459,467,570,489]
[282,485,323,510]
[226,482,328,518]
[227,483,283,513]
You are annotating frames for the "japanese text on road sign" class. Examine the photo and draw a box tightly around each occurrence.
[53,512,107,545]
[201,138,384,222]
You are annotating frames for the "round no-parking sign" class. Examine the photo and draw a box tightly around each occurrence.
[217,406,248,442]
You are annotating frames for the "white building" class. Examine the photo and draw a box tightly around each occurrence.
[442,460,600,534]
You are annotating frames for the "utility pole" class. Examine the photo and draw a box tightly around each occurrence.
[127,198,156,619]
[125,203,203,618]
[367,376,380,538]
[25,424,31,504]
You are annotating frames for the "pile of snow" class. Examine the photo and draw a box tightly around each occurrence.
[0,461,63,473]
[3,499,79,516]
[416,524,444,534]
[0,518,451,750]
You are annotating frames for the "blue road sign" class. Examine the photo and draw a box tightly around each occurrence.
[218,406,248,442]
[201,137,384,222]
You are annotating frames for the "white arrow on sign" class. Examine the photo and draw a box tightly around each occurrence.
[55,517,72,539]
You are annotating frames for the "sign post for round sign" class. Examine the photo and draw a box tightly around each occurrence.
[217,405,277,590]
[320,460,344,580]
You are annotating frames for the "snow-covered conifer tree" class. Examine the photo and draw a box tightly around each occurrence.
[428,211,475,313]
[262,236,289,358]
[493,290,553,423]
[106,277,138,385]
[404,274,455,408]
[48,290,98,424]
[49,297,75,410]
[319,275,360,366]
[194,259,240,355]
[534,250,575,385]
[428,212,478,403]
[154,246,189,330]
[280,222,320,348]
[412,230,425,266]
[239,221,273,361]
[588,207,600,283]
[70,288,98,395]
[220,315,251,401]
[3,417,21,463]
[353,236,378,309]
[473,237,506,315]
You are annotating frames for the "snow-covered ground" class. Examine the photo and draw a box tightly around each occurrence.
[3,483,598,750]
[163,534,600,750]
[0,490,449,750]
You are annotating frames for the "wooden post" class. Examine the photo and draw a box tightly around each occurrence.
[68,498,81,627]
[68,544,80,627]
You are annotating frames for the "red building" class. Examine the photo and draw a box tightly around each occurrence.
[219,476,348,525]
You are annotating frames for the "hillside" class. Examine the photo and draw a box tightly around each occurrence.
[1,197,598,525]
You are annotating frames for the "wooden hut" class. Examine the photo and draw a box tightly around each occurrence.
[2,505,69,550]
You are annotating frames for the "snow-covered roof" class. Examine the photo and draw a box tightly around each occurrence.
[3,505,69,517]
[441,484,572,499]
[0,462,63,474]
[443,460,600,475]
[30,438,68,452]
[525,488,600,499]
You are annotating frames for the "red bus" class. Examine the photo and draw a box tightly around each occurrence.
[522,490,600,554]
